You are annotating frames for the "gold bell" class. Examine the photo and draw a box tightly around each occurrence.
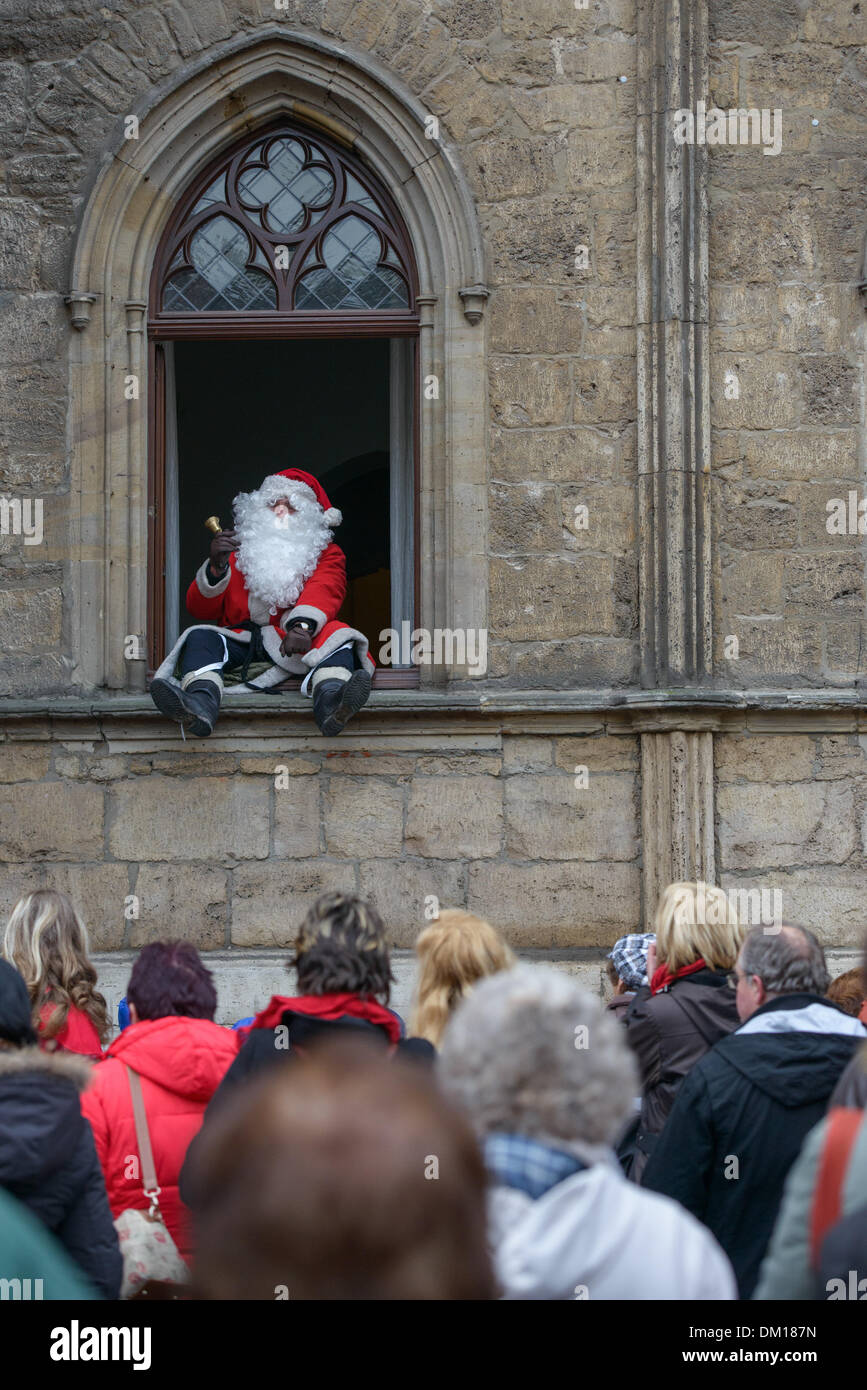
[204,515,222,535]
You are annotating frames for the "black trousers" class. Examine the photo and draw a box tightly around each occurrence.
[180,628,356,681]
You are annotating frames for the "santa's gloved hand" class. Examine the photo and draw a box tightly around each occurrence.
[209,529,238,575]
[281,624,313,657]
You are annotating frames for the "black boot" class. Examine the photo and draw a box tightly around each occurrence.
[150,676,221,737]
[183,680,221,737]
[313,669,372,736]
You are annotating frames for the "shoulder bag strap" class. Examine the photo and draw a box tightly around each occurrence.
[125,1065,160,1204]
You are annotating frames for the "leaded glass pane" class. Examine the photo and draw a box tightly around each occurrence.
[163,215,276,310]
[344,171,383,217]
[237,137,335,235]
[295,215,408,309]
[159,128,413,314]
[164,267,276,311]
[192,173,228,215]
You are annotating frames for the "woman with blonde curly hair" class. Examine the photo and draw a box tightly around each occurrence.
[3,889,109,1059]
[411,910,515,1048]
[622,881,747,1182]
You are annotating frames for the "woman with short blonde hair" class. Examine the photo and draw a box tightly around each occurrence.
[622,881,747,1182]
[411,910,515,1048]
[3,889,109,1058]
[653,881,744,978]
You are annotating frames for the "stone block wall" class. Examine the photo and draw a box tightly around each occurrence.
[708,0,867,687]
[0,716,642,954]
[717,725,867,945]
[0,0,642,697]
[482,0,639,688]
[0,0,866,978]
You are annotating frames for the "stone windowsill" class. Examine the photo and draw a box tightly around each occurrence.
[0,686,865,721]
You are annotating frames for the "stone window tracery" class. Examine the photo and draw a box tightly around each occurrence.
[157,128,413,314]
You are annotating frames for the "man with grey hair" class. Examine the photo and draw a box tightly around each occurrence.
[643,924,865,1298]
[438,964,735,1299]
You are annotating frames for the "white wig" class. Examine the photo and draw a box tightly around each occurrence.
[438,964,637,1150]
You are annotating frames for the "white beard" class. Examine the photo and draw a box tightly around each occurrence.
[233,484,333,614]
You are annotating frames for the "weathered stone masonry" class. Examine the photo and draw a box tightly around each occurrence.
[0,0,865,1013]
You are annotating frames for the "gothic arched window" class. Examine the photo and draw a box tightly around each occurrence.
[152,124,417,322]
[148,120,419,686]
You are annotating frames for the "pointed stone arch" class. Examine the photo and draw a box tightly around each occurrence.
[67,27,488,690]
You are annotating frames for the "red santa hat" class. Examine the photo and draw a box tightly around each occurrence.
[253,468,342,528]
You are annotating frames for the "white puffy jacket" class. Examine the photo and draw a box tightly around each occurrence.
[488,1155,736,1300]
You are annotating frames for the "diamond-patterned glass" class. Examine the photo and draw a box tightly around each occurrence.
[159,127,413,313]
[237,137,334,234]
[295,215,409,309]
[344,172,384,218]
[192,173,228,216]
[164,215,276,310]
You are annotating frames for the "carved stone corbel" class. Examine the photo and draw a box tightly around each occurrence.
[458,284,489,325]
[64,291,98,330]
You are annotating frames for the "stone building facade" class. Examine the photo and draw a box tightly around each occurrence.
[0,0,865,1017]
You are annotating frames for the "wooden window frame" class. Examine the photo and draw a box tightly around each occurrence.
[147,118,421,689]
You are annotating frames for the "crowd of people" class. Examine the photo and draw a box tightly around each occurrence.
[1,882,866,1300]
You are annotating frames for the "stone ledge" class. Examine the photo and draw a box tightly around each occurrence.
[0,688,866,737]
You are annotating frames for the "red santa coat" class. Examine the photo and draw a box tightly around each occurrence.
[185,541,352,667]
[153,467,374,693]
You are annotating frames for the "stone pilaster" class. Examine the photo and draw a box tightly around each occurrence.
[636,0,714,920]
[638,722,716,923]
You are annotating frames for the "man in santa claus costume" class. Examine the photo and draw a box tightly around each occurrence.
[149,467,374,737]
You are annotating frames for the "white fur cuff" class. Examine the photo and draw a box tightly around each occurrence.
[281,604,328,635]
[195,558,231,597]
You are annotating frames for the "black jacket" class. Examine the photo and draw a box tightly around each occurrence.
[0,1048,122,1299]
[622,968,741,1180]
[179,1009,434,1207]
[642,993,866,1298]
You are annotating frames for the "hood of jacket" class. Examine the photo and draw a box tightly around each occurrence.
[660,967,741,1040]
[719,994,866,1109]
[0,1048,91,1188]
[487,1155,734,1300]
[104,1015,239,1103]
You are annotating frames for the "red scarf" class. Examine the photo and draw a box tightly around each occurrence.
[650,957,708,996]
[39,1002,104,1060]
[235,992,402,1047]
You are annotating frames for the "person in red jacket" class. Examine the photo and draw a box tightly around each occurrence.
[149,467,375,737]
[3,889,109,1060]
[81,941,237,1262]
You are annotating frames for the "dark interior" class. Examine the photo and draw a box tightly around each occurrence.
[173,339,391,647]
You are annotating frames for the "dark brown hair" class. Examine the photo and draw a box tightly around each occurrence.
[292,892,393,1002]
[127,941,217,1021]
[190,1036,495,1300]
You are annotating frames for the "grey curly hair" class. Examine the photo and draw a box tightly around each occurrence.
[438,964,638,1148]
